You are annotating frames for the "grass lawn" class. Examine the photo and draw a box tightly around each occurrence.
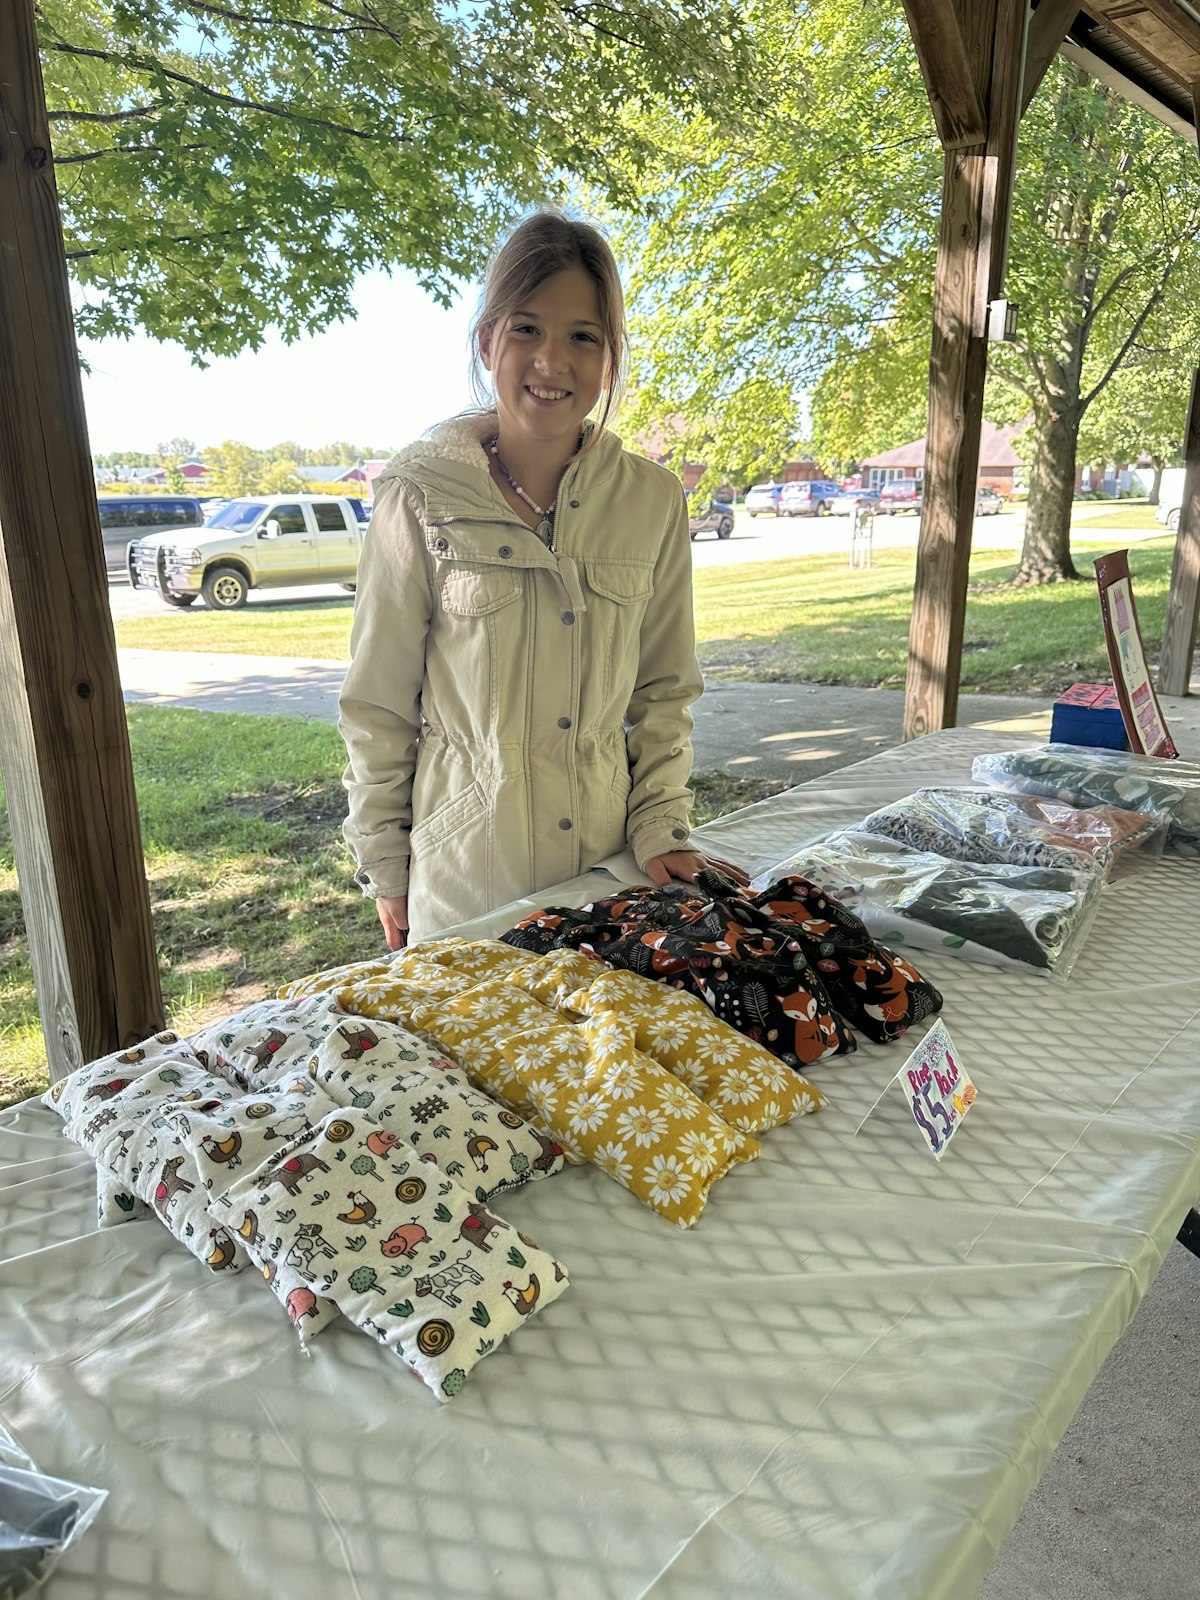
[692,536,1174,693]
[0,714,787,1107]
[112,535,1175,698]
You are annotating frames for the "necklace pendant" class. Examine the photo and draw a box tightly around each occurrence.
[536,517,553,543]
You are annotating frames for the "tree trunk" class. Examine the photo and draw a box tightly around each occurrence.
[1148,455,1163,504]
[1013,407,1083,584]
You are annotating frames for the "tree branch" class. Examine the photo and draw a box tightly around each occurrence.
[1081,255,1179,411]
[56,143,210,165]
[47,101,166,125]
[182,0,366,35]
[66,228,242,263]
[45,42,377,139]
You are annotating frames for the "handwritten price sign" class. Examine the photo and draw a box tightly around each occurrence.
[897,1021,975,1160]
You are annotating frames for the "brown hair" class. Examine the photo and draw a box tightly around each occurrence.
[469,210,628,440]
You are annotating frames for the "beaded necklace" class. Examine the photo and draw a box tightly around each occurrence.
[484,432,582,548]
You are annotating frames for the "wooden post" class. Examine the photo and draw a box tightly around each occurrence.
[1157,367,1200,696]
[0,0,163,1078]
[902,0,1028,741]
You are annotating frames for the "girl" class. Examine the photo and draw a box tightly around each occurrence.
[339,210,745,948]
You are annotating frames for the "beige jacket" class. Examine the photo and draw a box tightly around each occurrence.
[339,413,702,939]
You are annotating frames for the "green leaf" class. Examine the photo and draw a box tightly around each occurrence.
[506,1247,526,1270]
[469,1302,491,1328]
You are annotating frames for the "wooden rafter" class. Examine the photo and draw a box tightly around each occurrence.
[1024,0,1082,109]
[900,0,989,147]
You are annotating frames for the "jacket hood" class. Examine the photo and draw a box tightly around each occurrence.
[374,413,623,522]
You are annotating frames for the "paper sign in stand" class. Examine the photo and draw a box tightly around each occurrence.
[855,1020,976,1161]
[1093,549,1177,758]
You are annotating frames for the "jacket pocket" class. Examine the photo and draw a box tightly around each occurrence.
[584,561,654,604]
[439,567,522,617]
[410,779,488,850]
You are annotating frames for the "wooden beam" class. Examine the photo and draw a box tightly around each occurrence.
[904,0,1028,740]
[0,0,163,1078]
[900,0,989,148]
[1023,0,1080,112]
[1157,367,1200,696]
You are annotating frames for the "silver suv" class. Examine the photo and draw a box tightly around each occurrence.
[779,480,842,517]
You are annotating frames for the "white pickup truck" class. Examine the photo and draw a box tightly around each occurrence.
[126,493,370,608]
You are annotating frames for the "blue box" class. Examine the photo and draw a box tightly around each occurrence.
[1050,683,1129,751]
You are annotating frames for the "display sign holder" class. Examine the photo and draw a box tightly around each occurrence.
[1093,548,1178,758]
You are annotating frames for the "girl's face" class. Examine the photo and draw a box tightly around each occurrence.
[482,263,610,455]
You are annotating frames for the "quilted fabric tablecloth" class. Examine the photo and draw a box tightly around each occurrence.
[2,729,1198,1600]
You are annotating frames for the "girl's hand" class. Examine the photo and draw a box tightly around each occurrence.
[642,851,750,889]
[376,895,409,951]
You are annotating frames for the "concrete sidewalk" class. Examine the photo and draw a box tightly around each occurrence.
[117,645,1200,782]
[114,645,1200,1599]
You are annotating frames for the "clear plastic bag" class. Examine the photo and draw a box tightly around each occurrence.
[751,828,1105,978]
[854,785,1167,879]
[972,745,1200,857]
[0,1424,107,1598]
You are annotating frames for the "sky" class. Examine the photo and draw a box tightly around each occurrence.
[79,267,480,457]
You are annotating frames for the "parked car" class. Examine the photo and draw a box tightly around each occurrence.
[744,483,785,516]
[829,487,881,516]
[688,496,735,540]
[97,495,205,578]
[1155,468,1186,532]
[127,494,370,608]
[975,486,1005,515]
[877,478,923,514]
[779,479,843,517]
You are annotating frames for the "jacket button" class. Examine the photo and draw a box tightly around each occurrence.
[559,817,573,830]
[557,716,572,729]
[499,546,512,558]
[561,610,575,625]
[671,827,689,841]
[569,499,580,509]
[433,537,448,551]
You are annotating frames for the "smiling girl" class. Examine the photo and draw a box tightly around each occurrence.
[338,210,744,948]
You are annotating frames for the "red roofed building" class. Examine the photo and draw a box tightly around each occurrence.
[860,419,1024,493]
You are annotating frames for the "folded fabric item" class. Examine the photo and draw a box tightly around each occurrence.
[856,786,1163,877]
[223,1107,570,1402]
[188,993,364,1090]
[745,874,942,1043]
[754,836,1032,971]
[227,996,569,1202]
[95,1168,150,1228]
[500,879,859,1066]
[43,1029,199,1125]
[63,1062,250,1275]
[760,830,1102,975]
[972,745,1200,857]
[399,979,760,1228]
[502,947,825,1132]
[281,943,762,1227]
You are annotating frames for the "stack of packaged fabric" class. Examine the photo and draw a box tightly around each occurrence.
[753,768,1169,977]
[972,745,1200,858]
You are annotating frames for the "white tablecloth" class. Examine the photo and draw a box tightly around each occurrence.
[3,729,1198,1600]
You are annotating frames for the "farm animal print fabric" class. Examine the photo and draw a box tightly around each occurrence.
[208,994,567,1202]
[279,937,828,1227]
[223,1105,569,1402]
[44,1006,574,1384]
[501,870,941,1057]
